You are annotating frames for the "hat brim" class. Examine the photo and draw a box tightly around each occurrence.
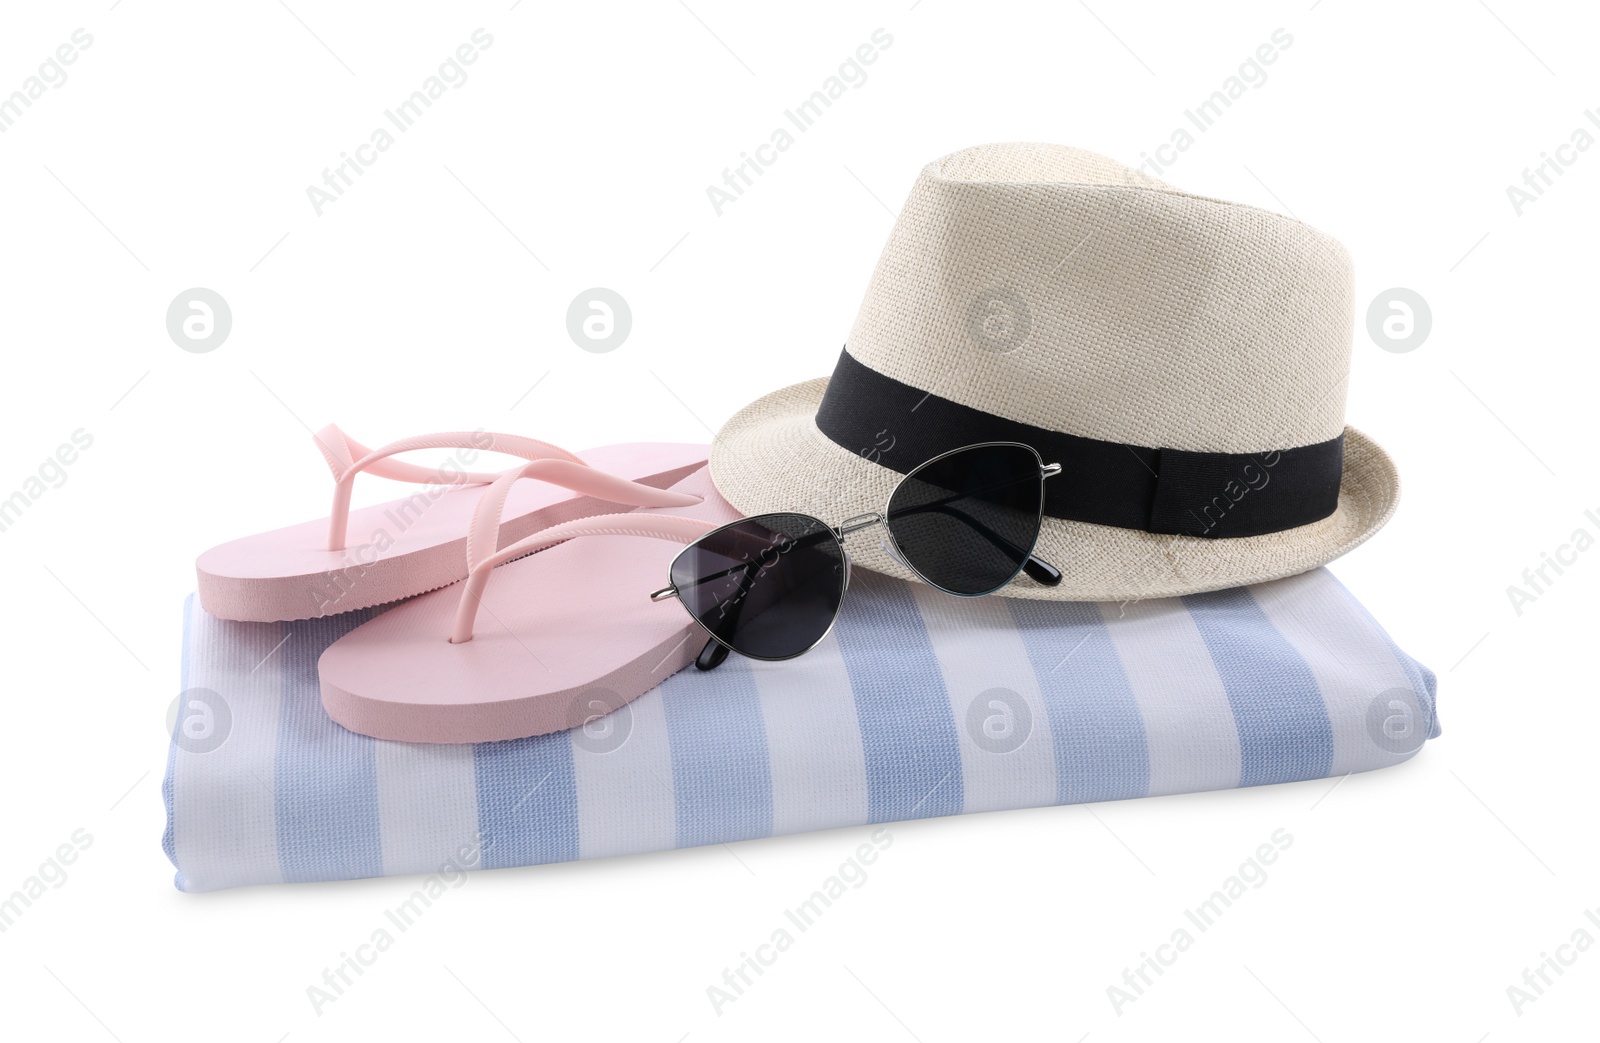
[709,377,1400,601]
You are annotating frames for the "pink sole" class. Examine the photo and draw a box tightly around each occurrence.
[197,443,708,622]
[318,467,740,744]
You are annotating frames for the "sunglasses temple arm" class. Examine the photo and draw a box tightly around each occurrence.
[890,500,1064,587]
[1020,553,1063,586]
[695,636,731,671]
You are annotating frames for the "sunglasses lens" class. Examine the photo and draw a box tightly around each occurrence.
[886,443,1045,596]
[670,513,847,661]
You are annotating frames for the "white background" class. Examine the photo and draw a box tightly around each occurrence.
[1,1,1596,1039]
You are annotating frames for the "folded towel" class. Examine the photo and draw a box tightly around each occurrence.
[162,567,1438,892]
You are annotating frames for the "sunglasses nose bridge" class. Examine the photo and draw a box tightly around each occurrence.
[835,511,883,537]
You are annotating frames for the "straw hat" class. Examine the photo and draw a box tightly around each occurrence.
[709,143,1399,601]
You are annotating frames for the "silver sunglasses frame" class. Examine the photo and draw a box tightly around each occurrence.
[650,441,1061,664]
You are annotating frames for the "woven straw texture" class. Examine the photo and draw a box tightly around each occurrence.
[710,143,1400,600]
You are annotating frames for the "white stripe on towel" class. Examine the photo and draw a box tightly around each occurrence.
[749,628,871,835]
[1099,596,1243,796]
[374,741,482,876]
[172,602,287,889]
[572,687,678,859]
[911,585,1058,814]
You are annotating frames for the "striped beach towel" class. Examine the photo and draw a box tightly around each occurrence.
[162,567,1438,892]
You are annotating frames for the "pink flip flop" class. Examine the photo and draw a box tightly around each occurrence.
[318,465,737,744]
[197,424,708,622]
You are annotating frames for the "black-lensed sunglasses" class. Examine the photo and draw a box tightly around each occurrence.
[650,442,1063,670]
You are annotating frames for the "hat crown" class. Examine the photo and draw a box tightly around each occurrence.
[845,143,1354,453]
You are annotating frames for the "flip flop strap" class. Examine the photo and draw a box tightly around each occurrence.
[463,460,703,573]
[450,510,717,644]
[317,424,587,551]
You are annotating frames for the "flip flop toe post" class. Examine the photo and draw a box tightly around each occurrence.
[318,466,737,744]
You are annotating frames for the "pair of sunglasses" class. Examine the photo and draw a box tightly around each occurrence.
[650,442,1063,670]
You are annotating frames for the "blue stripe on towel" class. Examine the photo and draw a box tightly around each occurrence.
[1183,587,1335,786]
[662,655,773,846]
[834,577,964,821]
[275,611,385,883]
[474,730,580,869]
[1008,600,1150,803]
